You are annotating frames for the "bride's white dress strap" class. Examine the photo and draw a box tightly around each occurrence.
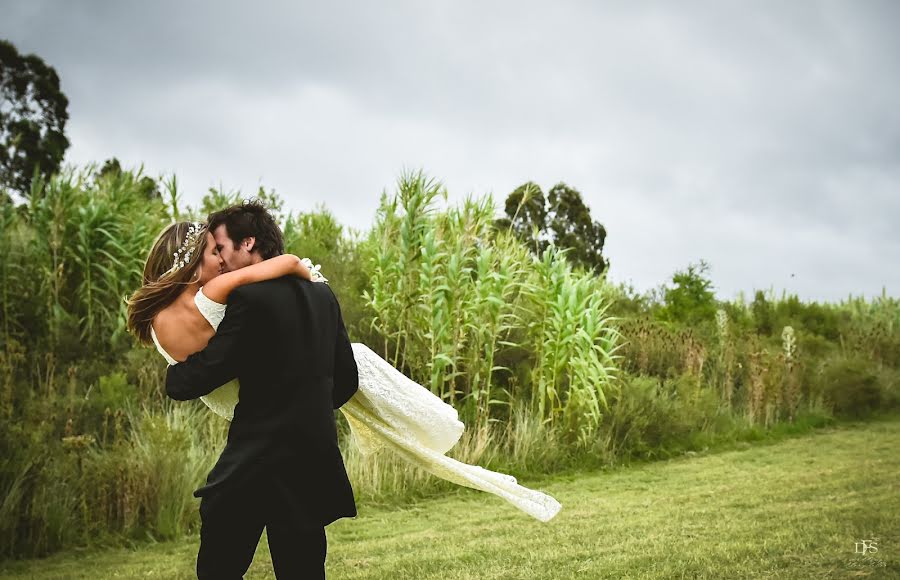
[195,287,226,330]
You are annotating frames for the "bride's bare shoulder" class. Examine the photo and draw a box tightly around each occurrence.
[152,296,190,332]
[150,303,176,336]
[151,299,212,362]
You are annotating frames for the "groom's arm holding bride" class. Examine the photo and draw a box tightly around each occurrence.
[165,288,252,401]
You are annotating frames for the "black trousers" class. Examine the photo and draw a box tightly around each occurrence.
[196,469,326,579]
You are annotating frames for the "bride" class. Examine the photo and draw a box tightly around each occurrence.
[126,220,561,523]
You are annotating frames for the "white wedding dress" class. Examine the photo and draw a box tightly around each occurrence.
[151,265,561,522]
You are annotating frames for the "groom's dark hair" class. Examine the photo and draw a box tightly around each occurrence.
[207,199,284,260]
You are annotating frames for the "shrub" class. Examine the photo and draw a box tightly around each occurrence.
[875,367,900,411]
[820,356,883,419]
[600,374,689,461]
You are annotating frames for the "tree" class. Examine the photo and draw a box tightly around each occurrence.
[0,39,69,198]
[496,181,609,274]
[95,158,161,200]
[659,260,718,325]
[97,157,122,180]
[546,183,608,275]
[495,181,547,254]
[751,290,774,336]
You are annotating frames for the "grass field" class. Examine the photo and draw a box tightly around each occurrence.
[2,415,897,579]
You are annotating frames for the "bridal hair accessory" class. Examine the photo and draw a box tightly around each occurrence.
[168,222,204,274]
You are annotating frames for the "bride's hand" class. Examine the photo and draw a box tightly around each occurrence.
[287,254,313,281]
[300,258,328,283]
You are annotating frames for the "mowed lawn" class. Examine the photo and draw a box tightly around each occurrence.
[2,416,898,579]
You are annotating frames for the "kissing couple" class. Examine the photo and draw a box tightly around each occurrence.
[126,200,561,579]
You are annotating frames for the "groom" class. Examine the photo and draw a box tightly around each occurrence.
[165,200,359,579]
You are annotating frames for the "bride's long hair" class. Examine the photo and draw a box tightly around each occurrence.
[126,221,210,345]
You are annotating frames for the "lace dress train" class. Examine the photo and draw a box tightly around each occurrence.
[344,343,560,522]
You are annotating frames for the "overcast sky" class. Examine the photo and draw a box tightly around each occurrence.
[3,1,898,303]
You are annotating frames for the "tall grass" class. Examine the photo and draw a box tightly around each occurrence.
[0,398,226,559]
[4,167,167,359]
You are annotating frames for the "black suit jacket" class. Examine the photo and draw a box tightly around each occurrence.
[165,275,359,526]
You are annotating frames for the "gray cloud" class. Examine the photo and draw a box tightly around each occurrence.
[2,0,898,302]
